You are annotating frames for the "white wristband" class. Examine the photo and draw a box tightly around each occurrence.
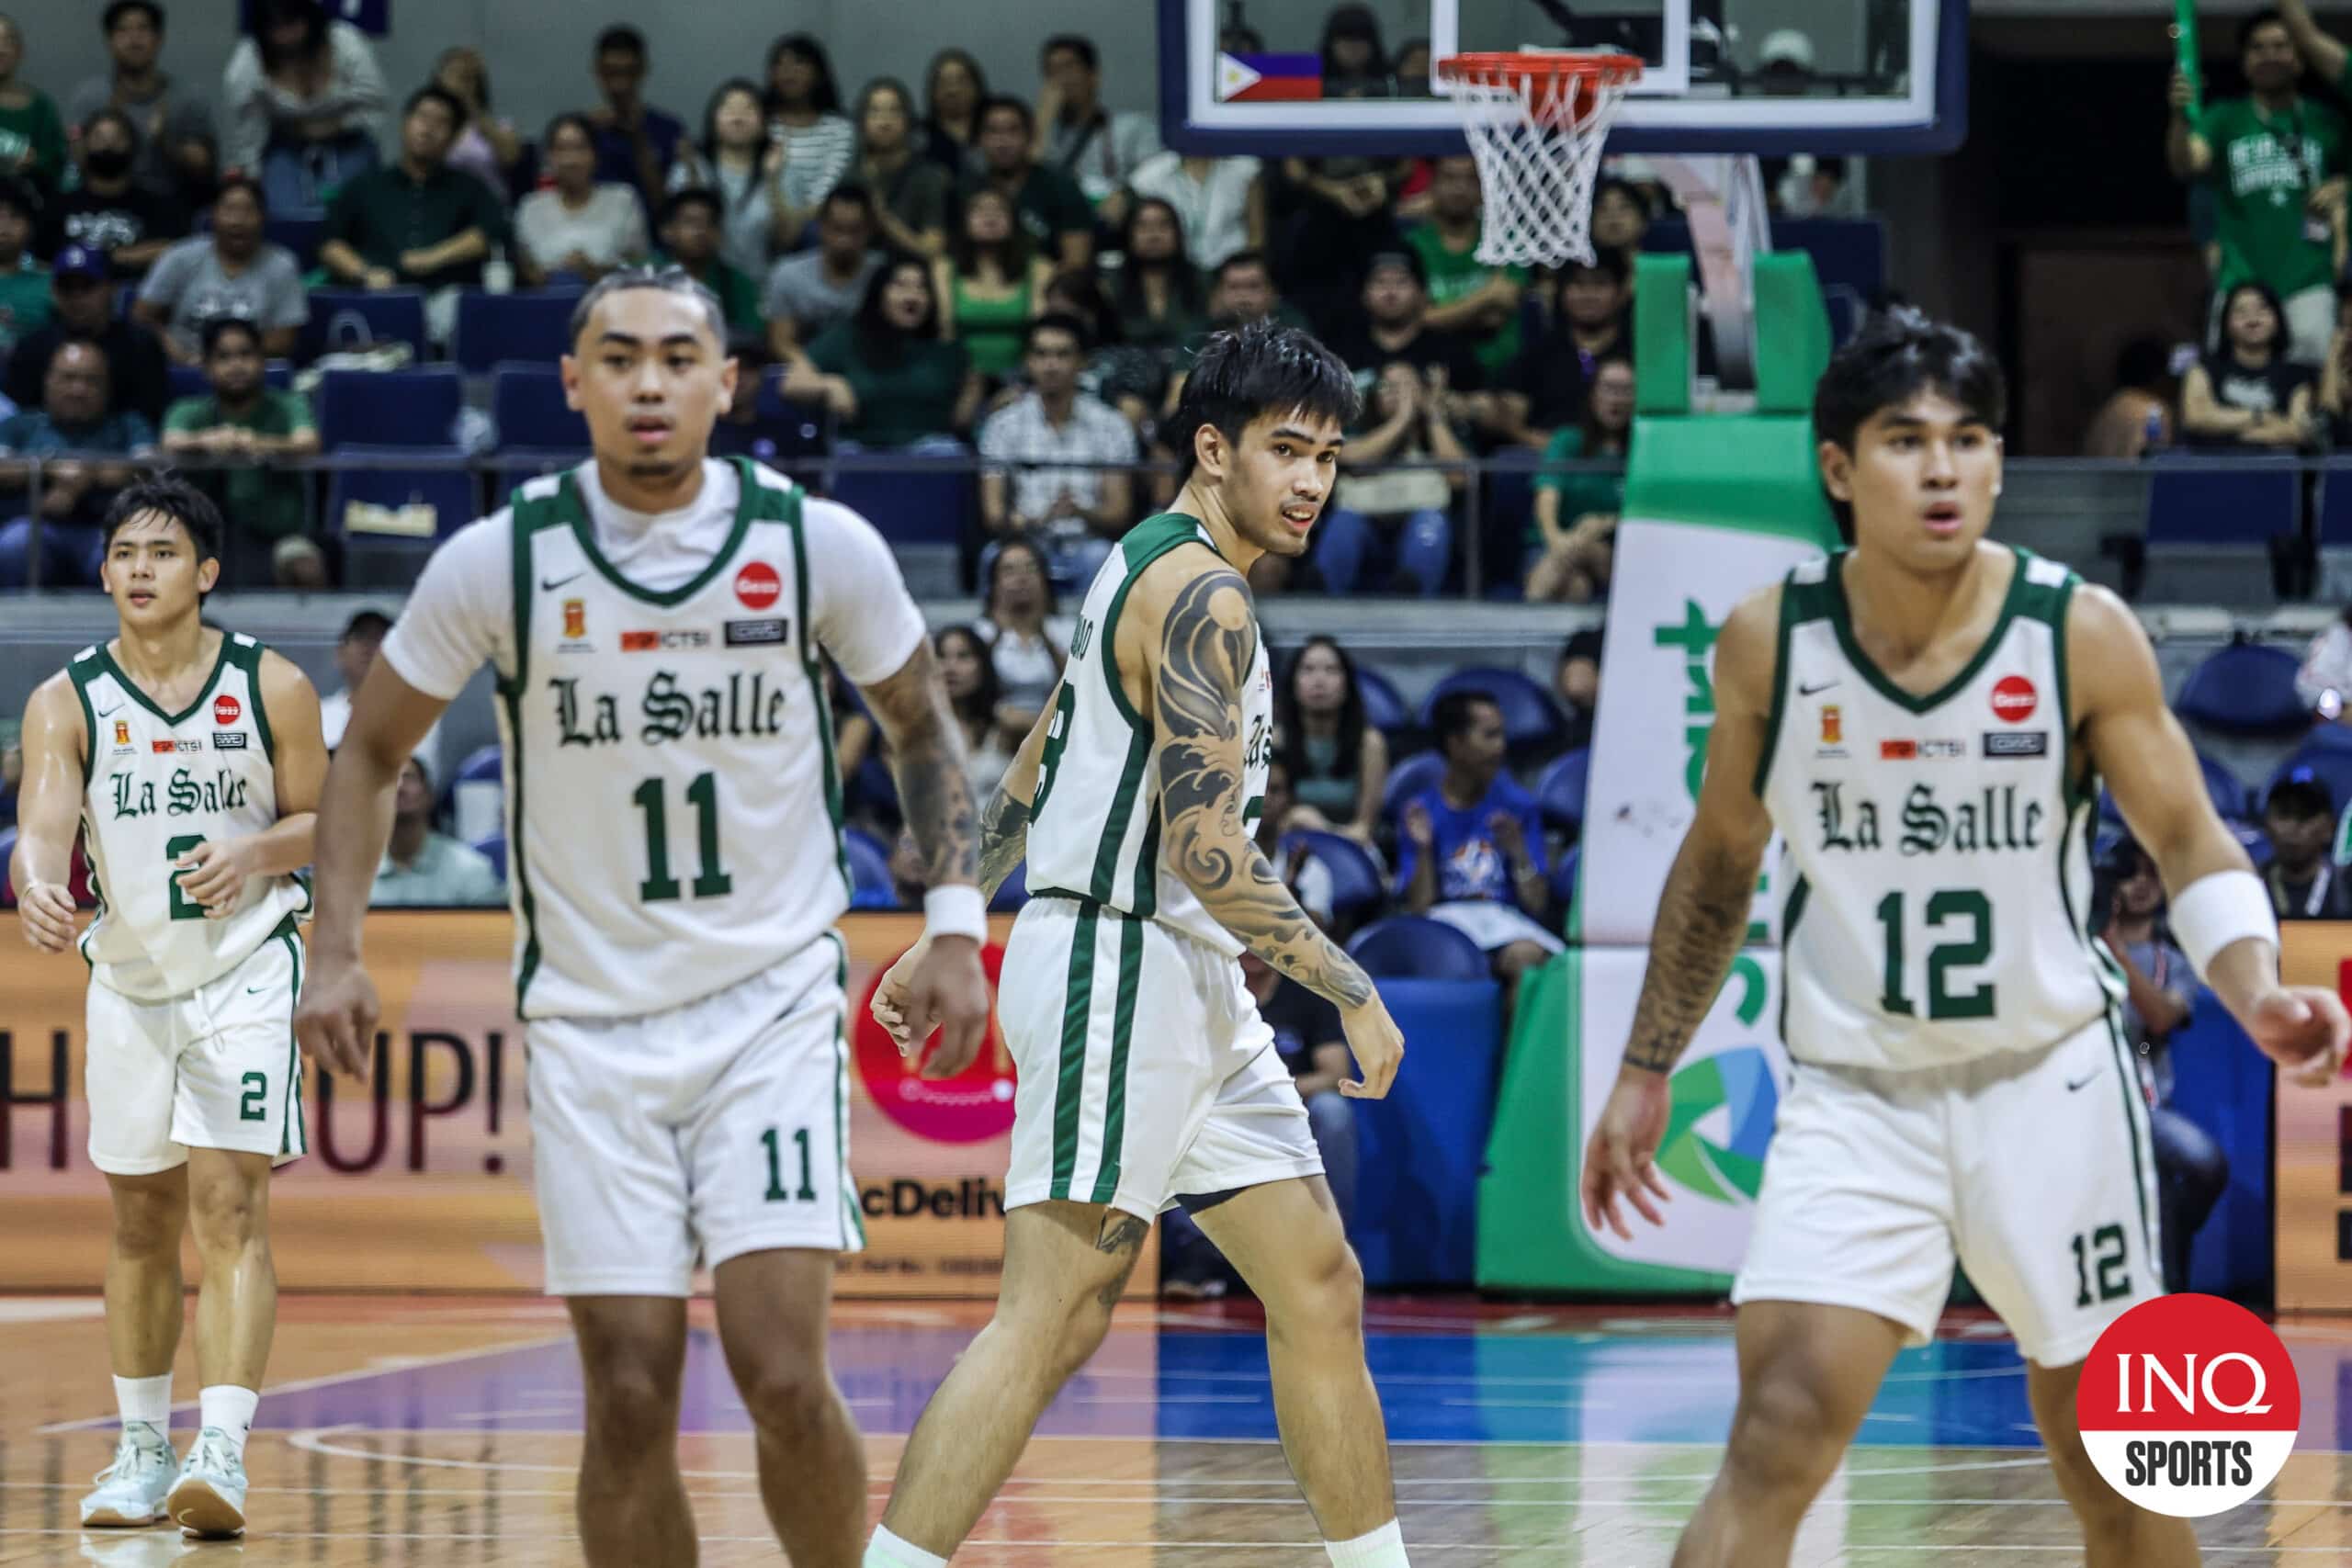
[2168,869,2279,981]
[923,885,989,944]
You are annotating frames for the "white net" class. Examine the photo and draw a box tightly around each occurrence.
[1443,56,1636,269]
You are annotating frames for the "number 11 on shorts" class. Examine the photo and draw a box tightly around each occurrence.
[761,1126,816,1202]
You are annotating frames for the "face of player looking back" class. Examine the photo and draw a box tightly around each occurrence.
[1206,410,1345,559]
[563,287,738,482]
[1820,386,2002,572]
[100,512,218,631]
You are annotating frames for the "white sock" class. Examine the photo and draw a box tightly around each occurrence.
[865,1524,949,1568]
[198,1385,260,1461]
[1326,1519,1409,1567]
[114,1373,173,1438]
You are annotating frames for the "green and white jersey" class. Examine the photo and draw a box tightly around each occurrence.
[379,458,927,1021]
[1025,512,1272,958]
[68,632,310,1002]
[1757,547,2118,1071]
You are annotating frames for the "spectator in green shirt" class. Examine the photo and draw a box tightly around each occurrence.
[782,254,979,449]
[653,187,763,347]
[0,175,48,361]
[964,96,1092,271]
[1405,155,1527,379]
[1526,355,1632,602]
[319,85,506,332]
[2170,5,2351,364]
[161,317,322,588]
[0,16,66,197]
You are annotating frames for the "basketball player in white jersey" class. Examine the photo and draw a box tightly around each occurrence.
[11,477,327,1538]
[862,321,1416,1568]
[293,267,992,1568]
[1583,310,2352,1568]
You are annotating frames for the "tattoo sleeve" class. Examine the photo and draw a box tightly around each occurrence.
[859,643,980,890]
[976,789,1030,900]
[1153,570,1374,1010]
[1623,831,1760,1073]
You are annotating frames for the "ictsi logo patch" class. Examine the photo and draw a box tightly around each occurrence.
[735,561,782,612]
[212,694,241,726]
[2076,1293,2299,1517]
[1990,674,2037,723]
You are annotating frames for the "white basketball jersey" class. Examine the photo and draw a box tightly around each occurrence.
[70,633,310,1002]
[497,461,849,1021]
[1758,548,2119,1071]
[1024,512,1272,958]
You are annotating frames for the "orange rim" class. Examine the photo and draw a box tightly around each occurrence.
[1435,51,1644,86]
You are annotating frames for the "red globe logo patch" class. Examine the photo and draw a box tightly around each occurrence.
[1990,675,2036,722]
[852,940,1019,1144]
[734,561,782,611]
[213,694,242,726]
[2075,1293,2300,1517]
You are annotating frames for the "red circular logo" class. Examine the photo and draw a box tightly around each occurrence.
[853,940,1019,1144]
[1990,675,2037,722]
[734,561,782,611]
[213,694,242,726]
[2075,1293,2301,1517]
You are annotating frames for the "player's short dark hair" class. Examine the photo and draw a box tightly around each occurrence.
[103,474,220,562]
[978,95,1034,135]
[659,186,724,228]
[404,83,469,133]
[103,0,162,34]
[567,264,728,349]
[341,608,393,642]
[1811,306,2007,540]
[199,316,263,357]
[1041,34,1098,71]
[2240,7,2290,53]
[596,24,647,61]
[1431,689,1500,753]
[1167,319,1360,479]
[1024,310,1090,354]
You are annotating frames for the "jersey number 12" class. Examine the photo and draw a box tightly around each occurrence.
[1874,888,1996,1021]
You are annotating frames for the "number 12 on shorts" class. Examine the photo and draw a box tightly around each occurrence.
[761,1126,816,1202]
[2074,1223,2132,1307]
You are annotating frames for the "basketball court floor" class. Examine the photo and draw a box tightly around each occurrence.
[2,1295,2349,1564]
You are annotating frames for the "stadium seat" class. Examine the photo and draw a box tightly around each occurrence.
[2141,457,2299,604]
[827,465,974,547]
[1536,748,1590,836]
[1278,829,1385,919]
[449,745,503,846]
[750,367,834,461]
[263,211,325,267]
[306,288,429,358]
[472,834,507,881]
[2098,748,2252,827]
[989,860,1028,913]
[1419,667,1566,753]
[166,361,292,403]
[1347,916,1488,980]
[490,362,588,452]
[2173,637,2310,736]
[315,367,465,449]
[1355,663,1410,735]
[1381,749,1444,822]
[326,447,479,588]
[842,828,898,908]
[453,289,583,373]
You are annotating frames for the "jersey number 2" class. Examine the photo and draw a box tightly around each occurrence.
[165,835,208,921]
[631,773,732,903]
[1874,888,1995,1021]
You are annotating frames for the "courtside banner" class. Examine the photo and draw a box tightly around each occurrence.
[0,911,1138,1297]
[2271,921,2352,1311]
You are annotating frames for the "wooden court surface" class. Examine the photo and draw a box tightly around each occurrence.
[4,1294,2352,1565]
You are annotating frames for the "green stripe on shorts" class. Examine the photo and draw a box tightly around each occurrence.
[1050,905,1102,1200]
[279,929,306,1157]
[1088,916,1145,1205]
[2102,1008,2157,1267]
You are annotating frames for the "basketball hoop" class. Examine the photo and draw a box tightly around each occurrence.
[1435,51,1643,269]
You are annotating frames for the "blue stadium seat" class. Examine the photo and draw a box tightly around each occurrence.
[165,361,293,403]
[447,744,503,844]
[306,288,429,357]
[316,367,465,449]
[1381,749,1444,822]
[1536,748,1590,836]
[846,753,898,818]
[1279,829,1385,919]
[325,448,480,588]
[1356,663,1409,734]
[750,368,834,461]
[471,834,507,881]
[827,466,974,547]
[989,860,1028,913]
[2098,748,2249,827]
[264,212,325,267]
[842,828,898,908]
[2173,638,2310,736]
[1347,916,1488,980]
[2144,458,2301,547]
[453,289,584,373]
[1419,667,1566,753]
[490,361,588,451]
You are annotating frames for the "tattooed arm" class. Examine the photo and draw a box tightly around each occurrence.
[1581,584,1779,1239]
[859,639,980,892]
[1135,555,1377,1011]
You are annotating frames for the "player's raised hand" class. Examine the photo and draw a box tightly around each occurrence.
[1338,993,1405,1099]
[17,879,79,952]
[173,837,255,916]
[2245,985,2352,1089]
[1580,1067,1674,1240]
[897,932,993,1080]
[294,955,379,1081]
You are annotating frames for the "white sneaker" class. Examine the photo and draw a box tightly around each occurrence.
[163,1428,246,1539]
[79,1425,175,1528]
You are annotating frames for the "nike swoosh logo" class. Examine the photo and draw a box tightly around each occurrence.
[2065,1071,2099,1091]
[95,701,123,716]
[244,985,269,995]
[1798,681,1839,697]
[540,571,584,591]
